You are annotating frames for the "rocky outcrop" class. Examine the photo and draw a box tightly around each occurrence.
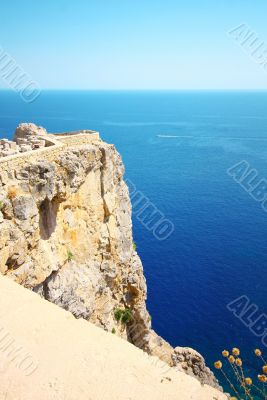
[172,347,218,388]
[0,123,221,391]
[14,122,47,142]
[0,123,49,157]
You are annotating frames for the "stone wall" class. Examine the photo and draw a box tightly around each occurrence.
[0,133,100,185]
[0,122,100,171]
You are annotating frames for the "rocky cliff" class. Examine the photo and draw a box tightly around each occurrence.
[0,123,220,391]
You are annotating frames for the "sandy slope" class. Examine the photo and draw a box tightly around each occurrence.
[0,276,226,400]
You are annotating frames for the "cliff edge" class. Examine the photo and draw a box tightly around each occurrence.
[0,275,227,400]
[0,123,221,392]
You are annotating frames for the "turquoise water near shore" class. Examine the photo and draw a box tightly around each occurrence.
[1,91,267,392]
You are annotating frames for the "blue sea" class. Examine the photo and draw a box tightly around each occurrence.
[1,91,267,391]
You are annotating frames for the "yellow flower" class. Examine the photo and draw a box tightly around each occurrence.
[228,355,235,364]
[244,377,252,386]
[222,350,229,357]
[258,374,267,383]
[262,365,267,374]
[255,348,262,356]
[230,397,238,400]
[235,358,242,367]
[214,361,222,370]
[232,347,240,356]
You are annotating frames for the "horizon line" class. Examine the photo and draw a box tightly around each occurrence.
[1,88,267,92]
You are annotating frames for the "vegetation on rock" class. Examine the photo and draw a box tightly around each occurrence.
[114,307,133,324]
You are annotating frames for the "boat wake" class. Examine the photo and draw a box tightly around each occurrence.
[157,135,193,138]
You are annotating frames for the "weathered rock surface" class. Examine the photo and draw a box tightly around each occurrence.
[0,123,48,158]
[0,123,221,390]
[14,122,48,141]
[172,347,217,387]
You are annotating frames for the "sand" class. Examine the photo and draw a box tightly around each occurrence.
[0,275,226,400]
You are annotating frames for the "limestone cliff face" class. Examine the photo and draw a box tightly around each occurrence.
[0,124,219,390]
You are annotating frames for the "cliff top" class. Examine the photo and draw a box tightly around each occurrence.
[0,122,100,161]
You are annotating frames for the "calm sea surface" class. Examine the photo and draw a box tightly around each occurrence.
[1,91,267,389]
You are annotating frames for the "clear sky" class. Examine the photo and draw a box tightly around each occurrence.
[0,0,267,90]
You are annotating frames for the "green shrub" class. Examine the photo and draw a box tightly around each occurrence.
[114,307,133,324]
[67,249,74,261]
[111,328,116,334]
[132,242,137,251]
[114,308,123,322]
[121,309,133,324]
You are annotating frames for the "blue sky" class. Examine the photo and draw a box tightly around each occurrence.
[0,0,267,89]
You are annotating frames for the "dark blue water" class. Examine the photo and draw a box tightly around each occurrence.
[1,91,267,391]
